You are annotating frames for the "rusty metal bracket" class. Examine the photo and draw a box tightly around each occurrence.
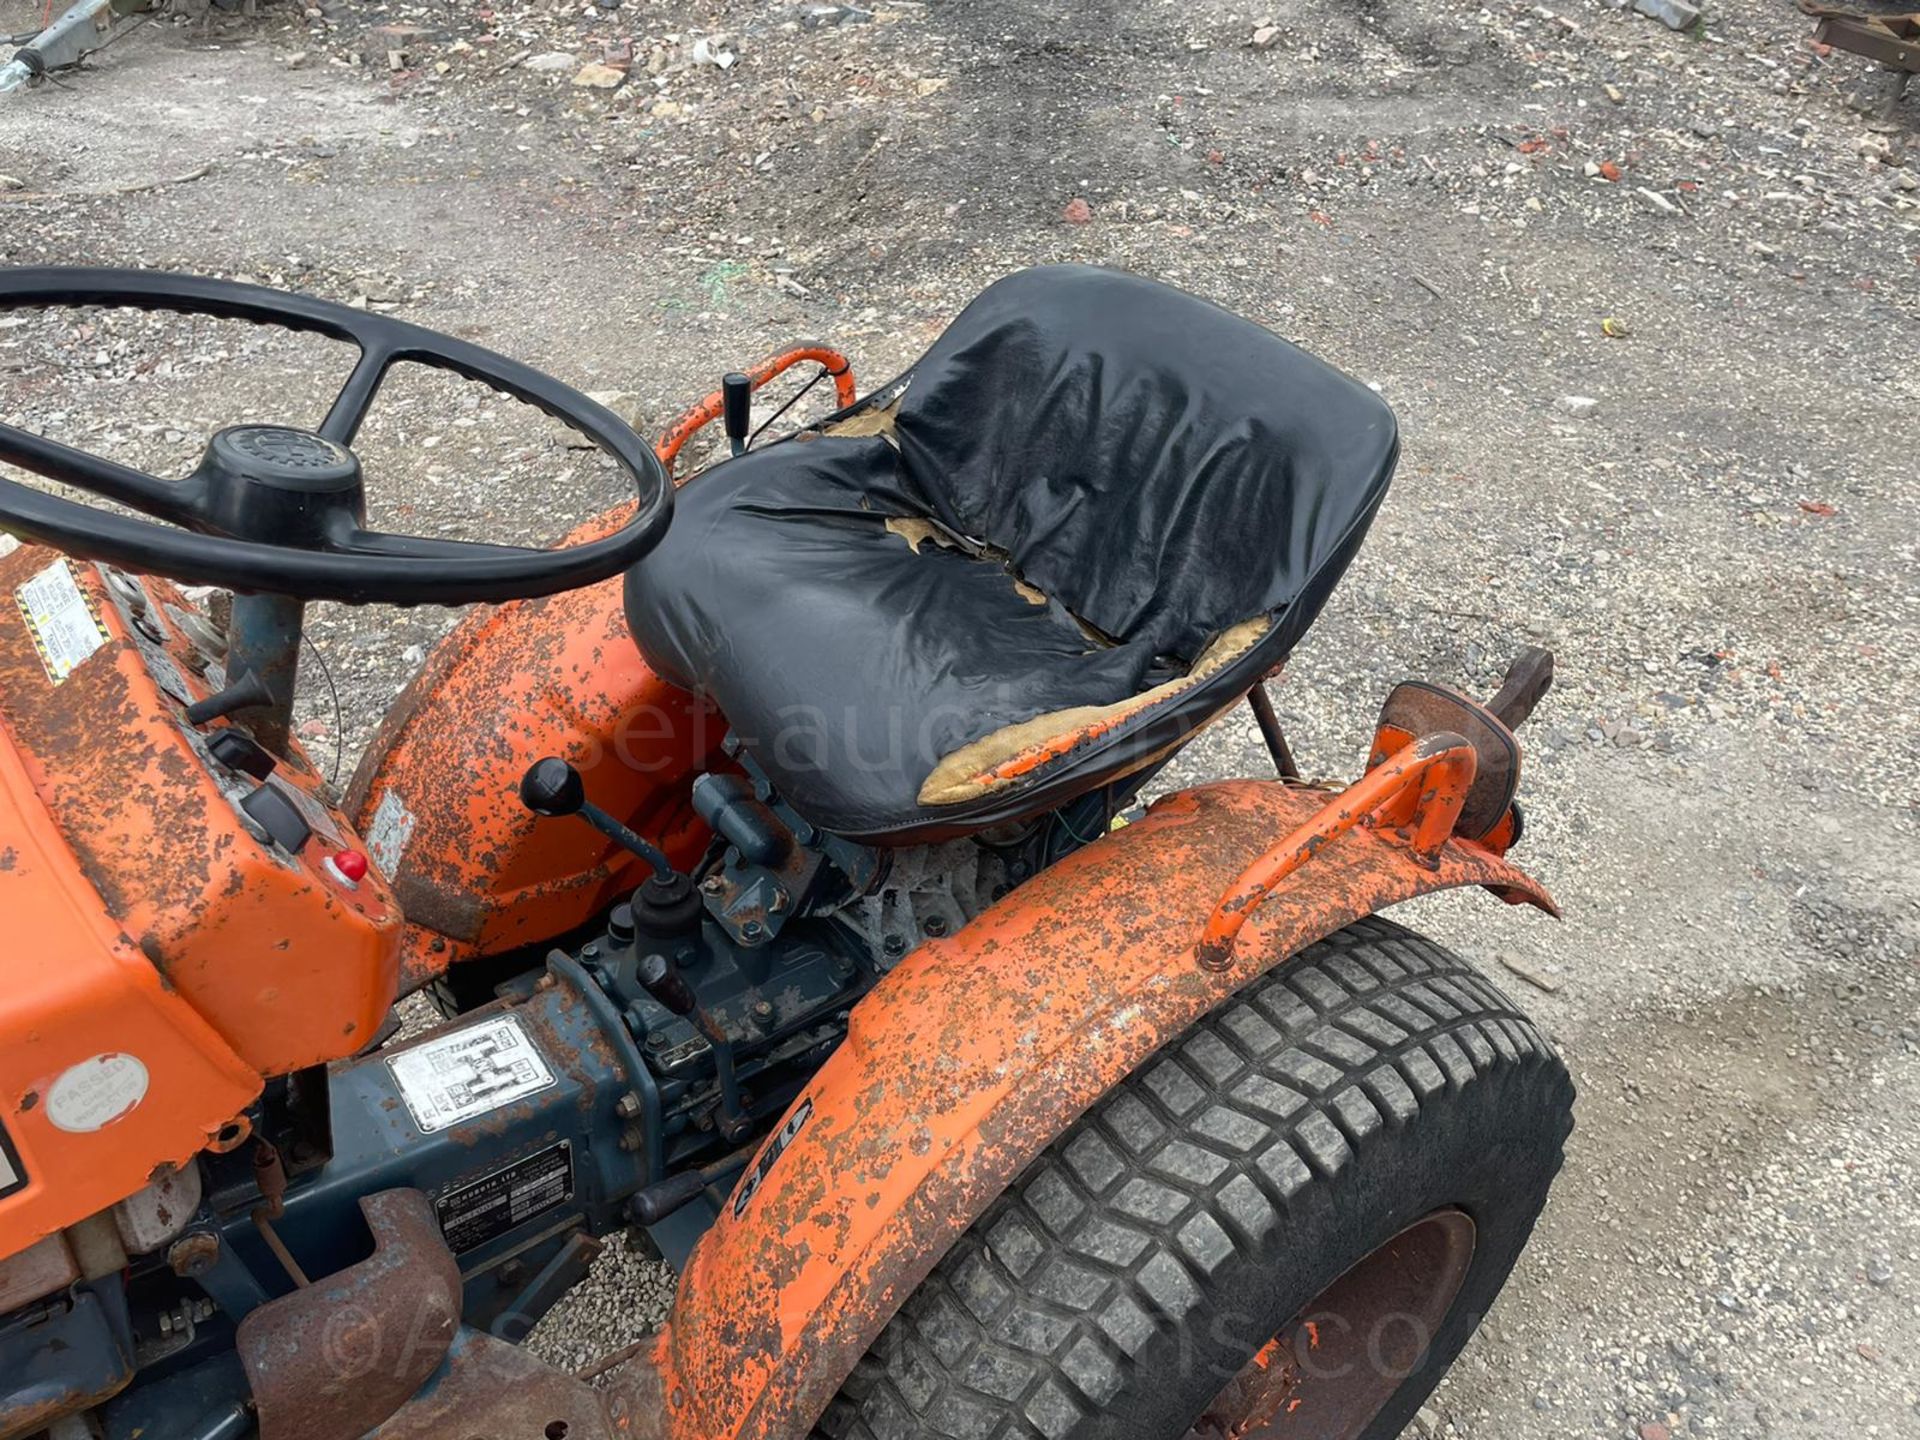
[235,1189,462,1440]
[1800,2,1920,73]
[1196,733,1477,971]
[367,1328,634,1440]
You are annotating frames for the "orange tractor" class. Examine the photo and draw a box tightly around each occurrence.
[0,264,1572,1440]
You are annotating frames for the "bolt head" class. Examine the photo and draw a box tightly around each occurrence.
[167,1232,221,1278]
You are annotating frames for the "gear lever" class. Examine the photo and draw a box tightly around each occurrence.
[519,757,678,881]
[637,951,752,1142]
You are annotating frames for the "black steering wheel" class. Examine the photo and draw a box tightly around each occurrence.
[0,268,674,605]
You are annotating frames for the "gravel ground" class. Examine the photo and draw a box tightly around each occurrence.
[3,2,1917,1436]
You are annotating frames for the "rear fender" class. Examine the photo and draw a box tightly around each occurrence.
[646,775,1556,1440]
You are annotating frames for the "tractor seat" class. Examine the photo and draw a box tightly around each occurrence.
[625,265,1398,845]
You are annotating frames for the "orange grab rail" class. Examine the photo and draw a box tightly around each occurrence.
[656,345,858,471]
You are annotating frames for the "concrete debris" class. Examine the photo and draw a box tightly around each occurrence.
[572,61,626,89]
[1633,0,1702,31]
[1495,950,1565,994]
[690,37,736,71]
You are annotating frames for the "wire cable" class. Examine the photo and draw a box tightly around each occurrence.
[747,365,830,447]
[300,629,344,783]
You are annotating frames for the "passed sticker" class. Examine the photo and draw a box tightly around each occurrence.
[46,1053,150,1133]
[15,559,111,685]
[365,790,416,878]
[386,1016,557,1135]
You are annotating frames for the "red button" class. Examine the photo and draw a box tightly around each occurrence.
[331,850,370,883]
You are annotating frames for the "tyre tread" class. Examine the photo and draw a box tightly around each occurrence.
[816,915,1571,1440]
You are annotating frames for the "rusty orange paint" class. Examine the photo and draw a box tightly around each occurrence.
[0,547,401,1082]
[627,776,1556,1440]
[1479,803,1522,857]
[1197,733,1478,971]
[654,345,857,473]
[1371,715,1525,859]
[346,569,725,991]
[0,741,262,1261]
[0,558,276,1262]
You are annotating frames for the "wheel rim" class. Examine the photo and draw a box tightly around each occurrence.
[1188,1208,1478,1439]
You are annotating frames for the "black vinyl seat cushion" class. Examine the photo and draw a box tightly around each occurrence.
[625,265,1398,844]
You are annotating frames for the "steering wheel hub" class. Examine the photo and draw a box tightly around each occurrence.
[217,426,358,482]
[198,426,365,549]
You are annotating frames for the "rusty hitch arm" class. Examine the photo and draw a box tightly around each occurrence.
[1486,645,1554,729]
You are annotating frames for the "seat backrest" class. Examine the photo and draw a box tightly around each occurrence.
[884,265,1399,664]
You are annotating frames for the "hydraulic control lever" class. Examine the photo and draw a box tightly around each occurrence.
[637,951,752,1142]
[721,372,752,457]
[629,1142,759,1225]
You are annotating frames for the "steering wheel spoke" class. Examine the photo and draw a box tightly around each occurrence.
[321,343,396,447]
[0,421,209,527]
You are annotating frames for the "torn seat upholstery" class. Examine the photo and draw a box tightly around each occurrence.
[625,265,1398,844]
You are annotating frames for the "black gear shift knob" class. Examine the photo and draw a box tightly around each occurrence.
[636,952,699,1017]
[518,756,678,882]
[519,757,585,817]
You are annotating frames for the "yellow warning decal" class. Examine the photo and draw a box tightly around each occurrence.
[15,559,111,685]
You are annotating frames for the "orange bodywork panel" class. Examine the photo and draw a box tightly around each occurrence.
[640,778,1556,1440]
[346,570,724,992]
[0,547,401,1076]
[0,545,401,1260]
[0,727,261,1258]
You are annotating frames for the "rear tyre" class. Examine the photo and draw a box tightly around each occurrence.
[814,915,1574,1440]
